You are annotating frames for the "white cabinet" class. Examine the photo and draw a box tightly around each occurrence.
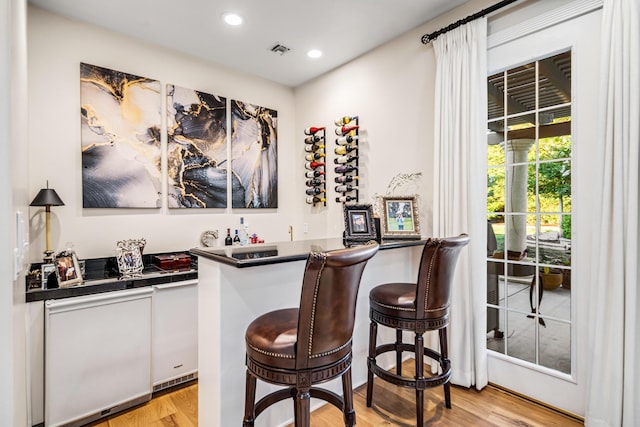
[152,279,198,391]
[44,288,153,427]
[32,280,198,426]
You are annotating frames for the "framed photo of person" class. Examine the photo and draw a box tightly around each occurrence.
[380,196,421,239]
[53,251,83,288]
[343,204,377,242]
[116,239,144,277]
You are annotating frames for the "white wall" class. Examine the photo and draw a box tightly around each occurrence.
[294,0,496,239]
[27,6,299,261]
[2,0,30,425]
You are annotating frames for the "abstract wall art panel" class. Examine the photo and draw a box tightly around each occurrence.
[230,100,278,208]
[80,63,162,208]
[167,84,228,208]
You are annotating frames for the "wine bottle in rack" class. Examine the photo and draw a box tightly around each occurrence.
[334,164,357,174]
[334,155,358,164]
[335,124,359,136]
[335,184,358,193]
[306,196,326,204]
[334,116,358,126]
[305,152,325,161]
[304,135,323,144]
[305,161,325,170]
[335,135,359,145]
[335,195,357,203]
[306,187,325,196]
[334,145,357,155]
[304,144,325,152]
[334,175,359,184]
[304,126,325,135]
[305,170,325,178]
[305,178,325,187]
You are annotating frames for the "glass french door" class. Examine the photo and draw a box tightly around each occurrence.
[485,6,601,416]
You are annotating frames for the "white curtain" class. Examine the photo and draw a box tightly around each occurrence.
[432,17,488,389]
[586,0,640,426]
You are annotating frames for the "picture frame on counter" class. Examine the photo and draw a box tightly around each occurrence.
[343,203,377,242]
[40,263,55,288]
[116,239,145,277]
[381,196,421,239]
[54,251,83,288]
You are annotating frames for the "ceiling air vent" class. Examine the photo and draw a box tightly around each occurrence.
[270,44,291,56]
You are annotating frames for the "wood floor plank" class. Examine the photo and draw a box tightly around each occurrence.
[85,363,582,426]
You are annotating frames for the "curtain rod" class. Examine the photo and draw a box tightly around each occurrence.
[421,0,519,44]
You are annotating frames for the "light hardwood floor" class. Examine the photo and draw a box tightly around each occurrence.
[90,363,583,426]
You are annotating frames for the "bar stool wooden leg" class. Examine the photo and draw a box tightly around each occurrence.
[396,329,403,376]
[415,332,425,427]
[294,388,311,427]
[366,320,377,407]
[243,370,257,427]
[342,367,356,427]
[440,328,452,408]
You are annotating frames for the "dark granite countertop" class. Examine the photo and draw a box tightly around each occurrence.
[26,252,198,303]
[190,237,427,268]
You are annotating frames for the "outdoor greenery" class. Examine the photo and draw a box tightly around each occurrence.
[487,127,572,237]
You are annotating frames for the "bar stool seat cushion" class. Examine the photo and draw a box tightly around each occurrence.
[369,282,417,319]
[245,308,298,370]
[370,281,449,321]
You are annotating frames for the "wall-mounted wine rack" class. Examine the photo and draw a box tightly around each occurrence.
[304,126,326,206]
[333,116,359,203]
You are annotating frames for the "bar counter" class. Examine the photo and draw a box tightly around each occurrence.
[190,237,426,267]
[192,237,427,427]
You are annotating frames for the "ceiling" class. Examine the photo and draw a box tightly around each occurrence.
[28,0,470,87]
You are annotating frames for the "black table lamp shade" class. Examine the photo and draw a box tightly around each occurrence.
[30,183,64,262]
[30,188,65,207]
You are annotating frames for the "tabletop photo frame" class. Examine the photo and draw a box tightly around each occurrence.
[380,196,421,239]
[343,203,377,242]
[53,251,83,288]
[116,239,145,277]
[40,263,55,288]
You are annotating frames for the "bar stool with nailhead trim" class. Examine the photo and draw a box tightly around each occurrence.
[243,242,379,427]
[366,235,469,426]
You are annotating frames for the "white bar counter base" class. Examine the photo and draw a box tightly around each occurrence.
[192,238,426,427]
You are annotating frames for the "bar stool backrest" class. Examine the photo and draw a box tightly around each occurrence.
[295,242,379,371]
[415,235,470,321]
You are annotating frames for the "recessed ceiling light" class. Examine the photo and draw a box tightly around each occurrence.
[223,12,244,26]
[307,49,322,59]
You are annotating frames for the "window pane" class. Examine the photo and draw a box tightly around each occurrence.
[488,72,505,119]
[507,62,535,115]
[538,51,571,109]
[539,318,571,374]
[487,134,505,166]
[487,167,505,214]
[487,220,504,254]
[527,164,537,212]
[538,161,571,212]
[539,135,571,162]
[487,307,506,354]
[505,161,530,214]
[506,310,536,363]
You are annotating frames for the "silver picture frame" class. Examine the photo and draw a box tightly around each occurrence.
[116,239,145,277]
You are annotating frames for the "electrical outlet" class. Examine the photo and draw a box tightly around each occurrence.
[303,223,309,233]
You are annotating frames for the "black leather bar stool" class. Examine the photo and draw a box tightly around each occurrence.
[243,243,379,427]
[366,235,470,426]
